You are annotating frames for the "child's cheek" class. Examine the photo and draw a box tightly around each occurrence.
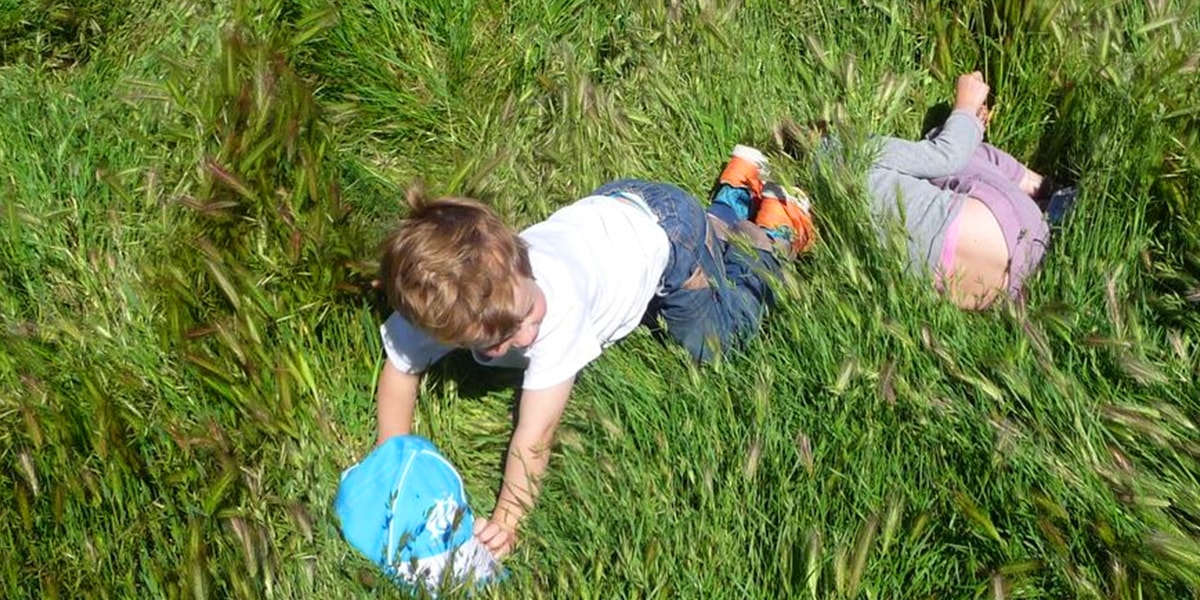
[524,324,541,346]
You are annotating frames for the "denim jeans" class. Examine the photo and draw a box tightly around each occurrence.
[591,179,781,362]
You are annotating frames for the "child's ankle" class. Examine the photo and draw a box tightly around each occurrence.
[711,184,754,222]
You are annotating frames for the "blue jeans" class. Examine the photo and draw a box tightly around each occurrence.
[591,179,782,362]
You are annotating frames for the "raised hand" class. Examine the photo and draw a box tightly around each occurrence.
[954,71,990,116]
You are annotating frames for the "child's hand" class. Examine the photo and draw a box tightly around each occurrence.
[474,516,517,559]
[977,104,992,129]
[953,71,990,116]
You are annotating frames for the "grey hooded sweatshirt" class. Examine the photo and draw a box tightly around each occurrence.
[866,109,985,272]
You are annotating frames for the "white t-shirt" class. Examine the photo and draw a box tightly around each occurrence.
[380,194,671,390]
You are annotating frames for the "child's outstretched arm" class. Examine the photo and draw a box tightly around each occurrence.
[474,375,577,558]
[872,72,990,179]
[375,361,421,445]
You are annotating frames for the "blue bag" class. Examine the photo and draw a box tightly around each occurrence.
[335,435,500,595]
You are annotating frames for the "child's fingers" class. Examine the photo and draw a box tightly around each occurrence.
[474,518,518,557]
[475,524,510,556]
[490,531,513,558]
[475,521,499,543]
[476,521,506,544]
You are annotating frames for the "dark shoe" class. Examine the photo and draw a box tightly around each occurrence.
[1045,186,1077,225]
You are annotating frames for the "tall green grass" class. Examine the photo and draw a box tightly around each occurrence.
[2,0,1199,597]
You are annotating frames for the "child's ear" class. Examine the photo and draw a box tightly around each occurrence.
[405,182,427,210]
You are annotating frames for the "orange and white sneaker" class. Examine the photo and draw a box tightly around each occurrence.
[756,181,816,255]
[710,145,770,221]
[718,145,770,196]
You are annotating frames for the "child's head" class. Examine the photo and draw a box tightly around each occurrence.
[380,189,533,349]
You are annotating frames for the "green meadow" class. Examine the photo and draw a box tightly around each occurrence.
[3,0,1200,597]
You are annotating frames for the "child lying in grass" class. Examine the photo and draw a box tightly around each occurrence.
[863,71,1075,308]
[373,152,816,557]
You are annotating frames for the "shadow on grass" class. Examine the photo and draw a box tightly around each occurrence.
[1028,85,1080,186]
[423,351,524,401]
[921,101,953,138]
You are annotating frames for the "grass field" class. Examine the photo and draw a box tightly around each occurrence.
[3,0,1200,597]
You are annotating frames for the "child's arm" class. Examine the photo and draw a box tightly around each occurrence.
[872,72,990,179]
[375,360,421,445]
[873,111,983,179]
[474,375,577,557]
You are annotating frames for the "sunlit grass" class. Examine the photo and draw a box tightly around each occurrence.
[2,0,1199,597]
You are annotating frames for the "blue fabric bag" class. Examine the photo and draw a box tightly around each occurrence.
[335,435,500,595]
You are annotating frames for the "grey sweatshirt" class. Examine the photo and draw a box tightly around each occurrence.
[866,109,985,272]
